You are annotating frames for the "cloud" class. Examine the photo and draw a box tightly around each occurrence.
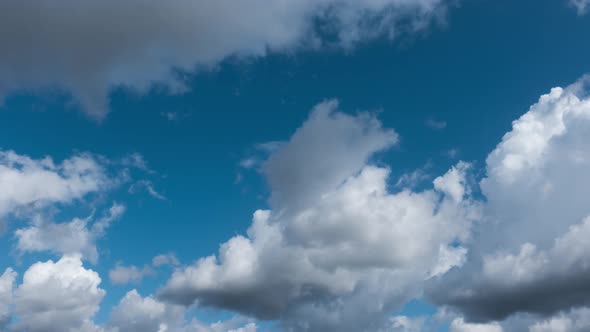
[15,202,125,263]
[159,101,478,331]
[571,0,590,14]
[0,150,111,218]
[108,290,184,332]
[0,268,16,329]
[153,254,181,268]
[450,318,503,332]
[428,77,590,322]
[0,0,450,119]
[109,264,154,285]
[129,180,166,200]
[12,255,105,332]
[426,118,447,130]
[529,307,590,332]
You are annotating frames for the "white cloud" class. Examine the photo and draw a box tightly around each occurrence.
[450,318,503,332]
[0,0,450,119]
[15,202,125,263]
[13,255,105,332]
[0,268,16,329]
[108,290,184,332]
[153,254,180,268]
[109,264,154,285]
[0,150,110,218]
[159,101,478,331]
[429,77,590,322]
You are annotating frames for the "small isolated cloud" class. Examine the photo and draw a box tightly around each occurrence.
[152,253,180,268]
[109,264,154,285]
[426,118,447,130]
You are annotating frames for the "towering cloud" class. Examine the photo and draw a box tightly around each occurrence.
[159,101,478,331]
[0,0,450,119]
[428,77,590,324]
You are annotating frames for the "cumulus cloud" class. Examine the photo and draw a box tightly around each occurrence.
[0,268,16,329]
[13,255,105,332]
[428,77,590,323]
[0,0,450,119]
[15,203,125,263]
[108,290,184,332]
[159,101,478,331]
[0,150,110,218]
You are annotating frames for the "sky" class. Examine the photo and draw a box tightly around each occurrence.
[1,0,590,331]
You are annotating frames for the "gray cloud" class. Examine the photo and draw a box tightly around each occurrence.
[0,0,449,119]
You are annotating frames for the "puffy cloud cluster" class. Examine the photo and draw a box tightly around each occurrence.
[0,0,450,119]
[159,101,479,331]
[15,203,125,263]
[12,255,105,332]
[0,150,110,218]
[428,77,590,327]
[108,290,185,332]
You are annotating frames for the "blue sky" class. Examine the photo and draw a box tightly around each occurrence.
[2,0,590,331]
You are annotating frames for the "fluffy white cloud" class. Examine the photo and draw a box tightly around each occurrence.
[15,203,125,263]
[108,290,184,332]
[0,268,16,329]
[429,77,590,322]
[13,255,105,332]
[0,0,450,119]
[0,150,110,218]
[159,101,478,331]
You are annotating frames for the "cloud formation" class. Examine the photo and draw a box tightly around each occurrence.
[15,203,125,263]
[159,101,478,331]
[13,255,105,332]
[428,77,590,323]
[0,150,110,218]
[0,0,450,119]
